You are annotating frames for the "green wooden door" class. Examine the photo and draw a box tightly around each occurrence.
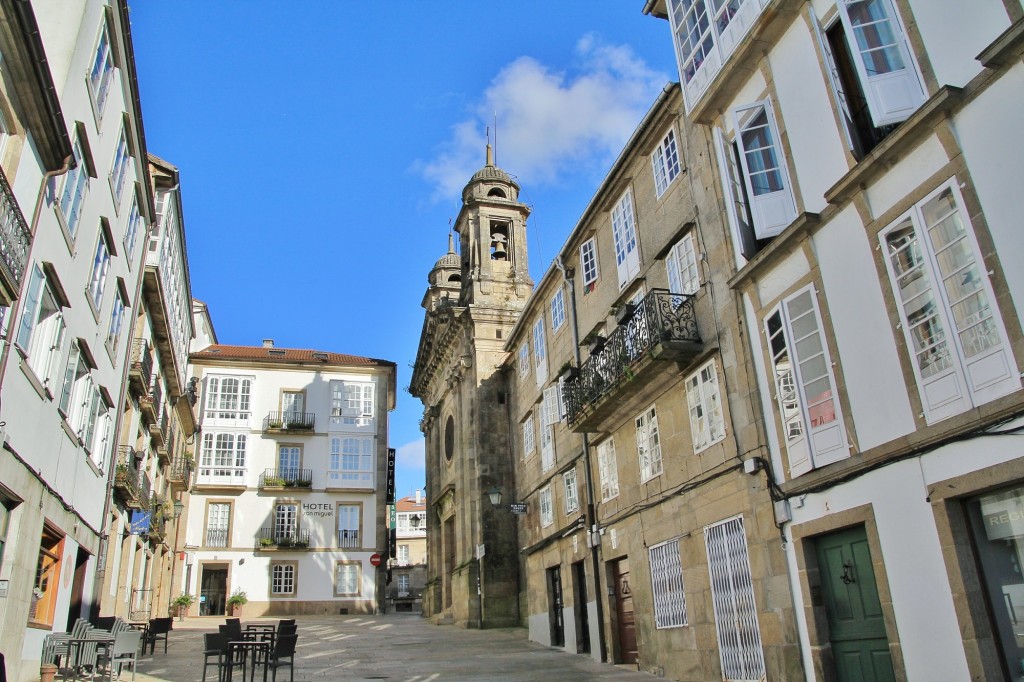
[815,526,896,682]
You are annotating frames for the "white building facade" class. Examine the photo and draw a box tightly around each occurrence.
[647,0,1024,679]
[0,1,153,679]
[184,342,396,617]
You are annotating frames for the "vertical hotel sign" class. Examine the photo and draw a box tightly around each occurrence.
[387,448,397,558]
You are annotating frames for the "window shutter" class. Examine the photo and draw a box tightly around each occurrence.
[836,0,924,126]
[611,190,641,289]
[765,309,812,477]
[782,289,849,468]
[543,386,559,427]
[809,7,857,153]
[713,127,759,264]
[733,101,796,239]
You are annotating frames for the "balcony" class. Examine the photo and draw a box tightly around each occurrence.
[205,528,229,548]
[167,455,193,492]
[0,165,32,306]
[564,289,702,433]
[255,528,311,551]
[150,407,168,453]
[262,411,315,433]
[140,380,162,426]
[258,468,313,491]
[146,503,167,544]
[138,473,152,511]
[128,339,153,399]
[338,529,360,549]
[113,446,141,506]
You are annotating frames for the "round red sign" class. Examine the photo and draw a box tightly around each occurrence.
[369,553,382,567]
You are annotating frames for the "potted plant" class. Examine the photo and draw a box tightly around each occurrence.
[258,537,274,548]
[171,593,195,621]
[226,590,248,616]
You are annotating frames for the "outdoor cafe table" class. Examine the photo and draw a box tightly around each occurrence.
[227,639,271,682]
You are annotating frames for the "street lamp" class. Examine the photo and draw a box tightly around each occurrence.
[409,514,422,530]
[172,500,184,519]
[486,486,502,507]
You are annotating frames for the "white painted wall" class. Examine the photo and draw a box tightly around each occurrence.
[814,206,916,451]
[911,0,1009,88]
[864,134,949,218]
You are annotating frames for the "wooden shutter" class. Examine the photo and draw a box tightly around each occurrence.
[836,0,924,126]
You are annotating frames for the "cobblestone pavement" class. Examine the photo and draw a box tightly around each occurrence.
[130,614,658,682]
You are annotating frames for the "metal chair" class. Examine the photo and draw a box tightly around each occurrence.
[144,617,173,655]
[202,632,231,682]
[98,630,141,682]
[265,633,297,682]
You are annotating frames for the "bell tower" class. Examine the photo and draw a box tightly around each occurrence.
[455,143,532,307]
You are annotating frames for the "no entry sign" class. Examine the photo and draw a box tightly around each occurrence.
[369,553,383,567]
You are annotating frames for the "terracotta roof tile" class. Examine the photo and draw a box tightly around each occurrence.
[190,344,395,368]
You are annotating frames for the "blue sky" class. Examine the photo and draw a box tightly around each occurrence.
[129,2,678,497]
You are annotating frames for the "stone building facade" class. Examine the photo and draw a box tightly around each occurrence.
[410,146,532,628]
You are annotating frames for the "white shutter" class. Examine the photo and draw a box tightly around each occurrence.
[836,0,924,126]
[809,6,857,153]
[611,189,641,289]
[713,127,756,267]
[782,288,849,467]
[733,101,796,239]
[543,386,559,426]
[765,308,812,478]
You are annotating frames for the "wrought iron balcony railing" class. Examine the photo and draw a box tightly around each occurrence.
[255,528,311,550]
[128,339,153,398]
[138,473,152,511]
[263,411,315,432]
[258,468,313,489]
[114,446,141,504]
[206,528,229,548]
[168,455,193,490]
[338,529,360,548]
[0,165,31,305]
[563,289,700,426]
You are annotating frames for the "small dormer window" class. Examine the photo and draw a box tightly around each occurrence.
[490,221,510,261]
[488,187,507,198]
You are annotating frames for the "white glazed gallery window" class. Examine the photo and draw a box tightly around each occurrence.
[58,136,89,241]
[16,263,66,389]
[337,504,360,548]
[522,413,536,459]
[335,563,361,596]
[686,359,726,453]
[329,436,373,485]
[205,376,252,422]
[880,179,1019,424]
[597,438,619,501]
[88,230,112,311]
[835,0,925,126]
[666,232,700,302]
[563,468,579,514]
[278,445,300,479]
[124,193,141,260]
[636,405,663,482]
[611,188,641,289]
[652,128,682,197]
[88,21,115,116]
[518,343,530,379]
[109,126,130,206]
[205,503,230,547]
[580,237,599,292]
[539,486,554,528]
[704,516,765,680]
[344,382,374,417]
[270,564,295,596]
[550,287,566,332]
[765,286,849,478]
[199,432,247,483]
[649,538,687,629]
[667,0,761,108]
[532,317,548,386]
[733,100,797,240]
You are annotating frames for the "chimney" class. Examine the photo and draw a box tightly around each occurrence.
[415,489,422,504]
[262,339,274,348]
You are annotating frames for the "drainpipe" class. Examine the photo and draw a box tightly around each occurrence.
[555,256,607,662]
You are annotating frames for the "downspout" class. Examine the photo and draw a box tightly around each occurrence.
[555,255,607,662]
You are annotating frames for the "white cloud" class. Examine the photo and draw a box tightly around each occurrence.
[418,35,669,199]
[395,438,425,471]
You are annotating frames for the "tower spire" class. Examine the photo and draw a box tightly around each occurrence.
[486,126,494,167]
